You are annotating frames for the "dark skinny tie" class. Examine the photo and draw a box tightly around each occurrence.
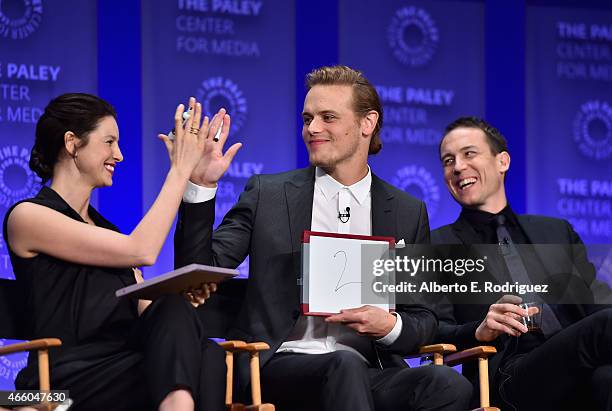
[494,214,562,337]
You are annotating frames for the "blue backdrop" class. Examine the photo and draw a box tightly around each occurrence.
[0,0,610,390]
[0,0,98,388]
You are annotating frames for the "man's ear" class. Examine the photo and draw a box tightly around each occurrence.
[497,151,510,174]
[361,110,379,138]
[64,131,78,158]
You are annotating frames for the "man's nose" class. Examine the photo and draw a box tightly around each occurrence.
[307,117,323,134]
[453,158,467,174]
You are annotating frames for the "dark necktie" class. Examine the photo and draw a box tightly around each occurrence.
[494,214,562,337]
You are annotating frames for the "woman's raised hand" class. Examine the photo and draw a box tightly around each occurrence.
[158,97,207,178]
[158,98,241,186]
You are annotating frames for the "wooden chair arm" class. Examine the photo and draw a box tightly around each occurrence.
[0,338,62,400]
[230,342,274,410]
[219,341,274,410]
[0,338,62,356]
[218,340,246,409]
[241,342,270,352]
[417,343,457,355]
[444,346,497,367]
[219,340,247,352]
[404,344,457,365]
[443,346,497,410]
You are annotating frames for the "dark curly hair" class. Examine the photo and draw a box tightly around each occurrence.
[30,93,116,183]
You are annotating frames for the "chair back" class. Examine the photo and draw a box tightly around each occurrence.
[0,278,26,340]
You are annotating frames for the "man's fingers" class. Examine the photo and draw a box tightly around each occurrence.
[340,306,369,313]
[492,322,521,337]
[208,109,226,140]
[326,311,362,324]
[492,303,528,317]
[223,142,242,163]
[215,113,231,144]
[198,116,210,140]
[506,311,522,321]
[489,311,528,333]
[483,316,518,337]
[496,294,522,305]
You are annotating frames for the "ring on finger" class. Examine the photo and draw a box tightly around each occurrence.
[189,127,200,134]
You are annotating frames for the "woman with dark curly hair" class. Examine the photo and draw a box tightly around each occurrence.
[3,93,240,411]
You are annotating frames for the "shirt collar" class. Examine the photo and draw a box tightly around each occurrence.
[460,203,518,228]
[315,166,371,205]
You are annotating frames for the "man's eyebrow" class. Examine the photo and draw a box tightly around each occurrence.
[440,145,480,160]
[302,109,340,117]
[318,109,339,115]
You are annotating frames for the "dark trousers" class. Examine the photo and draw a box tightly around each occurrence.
[51,294,226,411]
[499,308,612,411]
[261,351,472,411]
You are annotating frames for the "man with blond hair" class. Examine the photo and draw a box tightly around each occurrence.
[176,66,471,410]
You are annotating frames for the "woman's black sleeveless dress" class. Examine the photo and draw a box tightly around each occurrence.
[3,186,225,411]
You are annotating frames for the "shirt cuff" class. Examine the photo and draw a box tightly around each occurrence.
[376,312,402,346]
[183,180,217,203]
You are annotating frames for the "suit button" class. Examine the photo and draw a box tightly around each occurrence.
[292,309,300,319]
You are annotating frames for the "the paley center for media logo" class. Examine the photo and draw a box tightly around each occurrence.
[197,77,248,134]
[0,0,43,40]
[387,6,439,67]
[0,145,41,209]
[573,100,612,160]
[392,165,440,218]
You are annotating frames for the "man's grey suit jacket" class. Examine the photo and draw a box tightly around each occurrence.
[175,166,437,372]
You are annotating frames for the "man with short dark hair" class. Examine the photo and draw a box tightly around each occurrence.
[175,66,472,411]
[433,116,612,410]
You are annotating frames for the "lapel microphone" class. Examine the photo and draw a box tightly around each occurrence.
[338,207,351,223]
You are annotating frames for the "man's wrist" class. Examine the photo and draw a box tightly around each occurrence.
[183,180,217,203]
[377,312,402,346]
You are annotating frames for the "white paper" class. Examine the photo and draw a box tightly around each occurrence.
[304,234,392,314]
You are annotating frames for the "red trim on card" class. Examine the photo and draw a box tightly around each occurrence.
[303,230,395,247]
[301,303,335,316]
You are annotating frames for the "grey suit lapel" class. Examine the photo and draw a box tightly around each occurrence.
[371,174,396,238]
[285,167,315,254]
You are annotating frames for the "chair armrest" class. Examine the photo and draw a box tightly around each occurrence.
[444,346,497,367]
[230,342,271,408]
[218,340,247,352]
[412,343,457,357]
[404,344,457,365]
[0,338,62,356]
[241,342,270,353]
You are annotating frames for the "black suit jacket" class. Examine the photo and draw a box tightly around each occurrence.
[431,213,604,394]
[175,167,436,381]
